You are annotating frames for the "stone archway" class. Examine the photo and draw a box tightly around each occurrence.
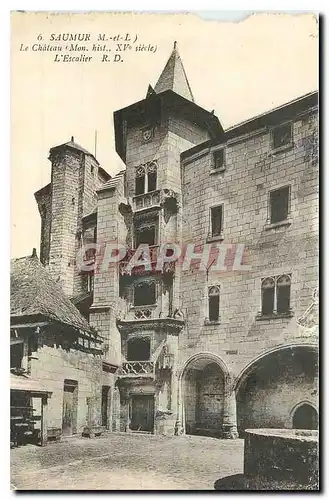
[235,344,318,435]
[292,402,318,430]
[179,353,235,438]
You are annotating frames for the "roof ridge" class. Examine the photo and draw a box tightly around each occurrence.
[225,90,318,132]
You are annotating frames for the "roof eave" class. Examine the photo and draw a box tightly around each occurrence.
[181,90,319,161]
[49,143,100,166]
[114,90,224,161]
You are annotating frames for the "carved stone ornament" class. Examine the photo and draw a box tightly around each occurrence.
[142,128,154,143]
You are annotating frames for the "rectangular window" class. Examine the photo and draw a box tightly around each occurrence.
[272,123,292,149]
[134,281,156,306]
[10,342,24,370]
[277,276,291,313]
[135,226,156,247]
[147,171,157,192]
[211,205,223,237]
[135,176,145,195]
[262,285,275,315]
[269,186,290,224]
[213,149,225,170]
[208,286,220,322]
[127,338,150,361]
[87,273,94,292]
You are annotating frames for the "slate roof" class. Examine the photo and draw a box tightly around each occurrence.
[48,137,111,180]
[50,137,93,157]
[154,42,194,102]
[98,169,125,192]
[10,253,93,334]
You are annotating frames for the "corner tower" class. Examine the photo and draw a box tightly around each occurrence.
[35,137,110,297]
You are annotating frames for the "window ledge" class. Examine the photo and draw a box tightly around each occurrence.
[130,304,157,310]
[210,167,226,175]
[270,143,294,155]
[256,311,294,321]
[204,318,221,326]
[206,234,224,243]
[264,219,292,231]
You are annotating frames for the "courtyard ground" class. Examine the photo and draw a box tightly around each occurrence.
[11,433,244,490]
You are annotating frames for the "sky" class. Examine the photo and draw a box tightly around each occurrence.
[11,11,318,258]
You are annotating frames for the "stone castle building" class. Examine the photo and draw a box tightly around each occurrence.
[33,43,319,438]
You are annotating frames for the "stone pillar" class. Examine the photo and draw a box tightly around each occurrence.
[222,388,238,439]
[41,395,48,447]
[86,396,101,428]
[174,372,184,435]
[112,387,121,432]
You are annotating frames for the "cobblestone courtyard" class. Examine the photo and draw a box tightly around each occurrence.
[11,434,244,490]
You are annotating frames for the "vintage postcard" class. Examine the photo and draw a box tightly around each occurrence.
[10,11,319,491]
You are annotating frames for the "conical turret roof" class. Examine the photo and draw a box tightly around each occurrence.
[154,41,194,102]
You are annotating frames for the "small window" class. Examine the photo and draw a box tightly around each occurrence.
[135,176,145,195]
[272,123,292,149]
[119,278,125,299]
[134,281,156,306]
[269,186,290,224]
[213,149,225,170]
[211,205,223,237]
[261,274,291,316]
[277,274,291,313]
[87,273,94,292]
[135,226,156,247]
[147,161,157,192]
[208,286,220,322]
[135,166,146,195]
[147,171,157,192]
[127,338,150,361]
[10,342,24,370]
[261,277,275,315]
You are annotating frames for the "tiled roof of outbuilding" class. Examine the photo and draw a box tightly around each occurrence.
[11,253,93,334]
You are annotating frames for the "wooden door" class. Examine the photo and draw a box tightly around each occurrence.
[131,395,154,432]
[62,380,78,436]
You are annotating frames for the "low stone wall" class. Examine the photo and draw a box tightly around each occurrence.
[244,429,319,489]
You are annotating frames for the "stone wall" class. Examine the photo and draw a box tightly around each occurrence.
[237,352,318,431]
[30,341,108,434]
[89,174,126,367]
[35,185,52,265]
[180,108,319,379]
[48,150,82,296]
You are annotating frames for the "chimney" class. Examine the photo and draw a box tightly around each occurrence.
[32,248,37,258]
[71,136,74,142]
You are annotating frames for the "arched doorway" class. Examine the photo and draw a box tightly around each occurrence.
[293,403,318,430]
[181,354,228,438]
[235,345,318,434]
